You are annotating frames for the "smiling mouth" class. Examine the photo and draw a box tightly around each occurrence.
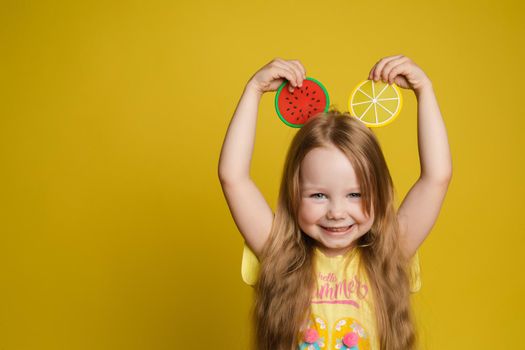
[321,224,354,234]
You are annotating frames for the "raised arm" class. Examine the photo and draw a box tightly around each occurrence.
[369,55,453,257]
[218,58,306,258]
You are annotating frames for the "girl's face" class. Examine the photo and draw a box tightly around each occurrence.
[297,145,374,257]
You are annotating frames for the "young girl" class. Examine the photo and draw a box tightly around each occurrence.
[218,55,452,350]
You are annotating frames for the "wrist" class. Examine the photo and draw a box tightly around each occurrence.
[245,81,264,98]
[414,79,433,97]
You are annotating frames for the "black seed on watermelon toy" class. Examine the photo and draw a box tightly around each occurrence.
[274,77,330,128]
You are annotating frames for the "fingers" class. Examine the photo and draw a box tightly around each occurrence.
[272,58,306,92]
[272,60,297,84]
[288,60,307,92]
[385,59,410,84]
[368,54,405,83]
[290,60,307,80]
[382,56,410,84]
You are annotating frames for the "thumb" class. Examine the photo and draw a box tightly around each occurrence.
[394,75,410,89]
[270,78,288,92]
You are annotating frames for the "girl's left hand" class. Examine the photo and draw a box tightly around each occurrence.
[368,55,432,92]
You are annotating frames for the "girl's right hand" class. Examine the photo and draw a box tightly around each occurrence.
[247,58,307,95]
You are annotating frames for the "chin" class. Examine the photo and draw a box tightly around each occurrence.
[321,236,355,249]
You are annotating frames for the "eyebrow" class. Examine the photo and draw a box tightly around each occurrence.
[301,186,361,191]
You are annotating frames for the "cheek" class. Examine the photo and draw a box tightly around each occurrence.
[361,213,375,230]
[354,203,374,223]
[298,202,320,225]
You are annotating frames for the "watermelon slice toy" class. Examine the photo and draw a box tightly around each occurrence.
[274,77,330,128]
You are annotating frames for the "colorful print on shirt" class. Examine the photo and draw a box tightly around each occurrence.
[297,316,370,349]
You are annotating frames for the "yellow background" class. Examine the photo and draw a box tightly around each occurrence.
[1,0,523,348]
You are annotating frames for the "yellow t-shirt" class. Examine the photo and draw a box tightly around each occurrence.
[241,243,422,350]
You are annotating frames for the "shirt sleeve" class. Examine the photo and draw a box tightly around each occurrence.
[241,242,260,286]
[409,251,422,293]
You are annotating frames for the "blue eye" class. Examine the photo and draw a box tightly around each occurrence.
[348,193,361,198]
[310,193,326,199]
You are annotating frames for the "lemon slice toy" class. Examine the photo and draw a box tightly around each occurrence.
[275,77,330,128]
[348,79,403,127]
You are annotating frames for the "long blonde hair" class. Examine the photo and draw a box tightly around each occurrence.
[253,109,418,350]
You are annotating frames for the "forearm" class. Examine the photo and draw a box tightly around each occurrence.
[415,82,452,183]
[218,82,263,182]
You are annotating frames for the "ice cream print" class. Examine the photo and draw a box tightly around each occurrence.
[298,316,370,349]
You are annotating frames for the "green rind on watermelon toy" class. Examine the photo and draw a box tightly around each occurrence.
[274,77,330,128]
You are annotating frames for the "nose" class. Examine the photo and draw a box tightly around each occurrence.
[326,199,347,220]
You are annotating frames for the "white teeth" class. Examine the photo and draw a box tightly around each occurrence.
[323,225,353,232]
